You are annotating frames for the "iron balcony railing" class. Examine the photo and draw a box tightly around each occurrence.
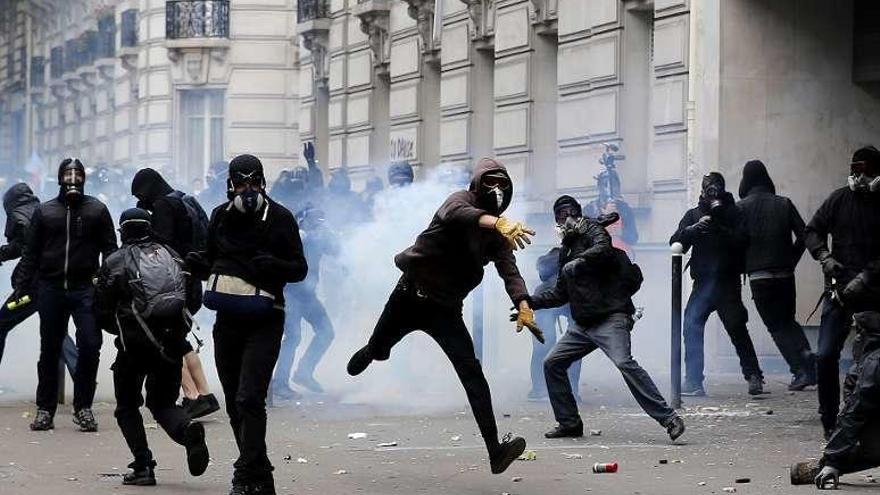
[31,55,44,87]
[50,46,63,79]
[166,0,230,39]
[298,0,329,22]
[78,31,98,68]
[63,39,77,73]
[97,14,116,58]
[121,9,138,48]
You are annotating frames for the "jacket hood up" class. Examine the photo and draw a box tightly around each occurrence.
[131,168,174,202]
[3,183,38,215]
[738,159,776,199]
[854,311,880,356]
[469,157,513,214]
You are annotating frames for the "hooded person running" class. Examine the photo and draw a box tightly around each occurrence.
[346,157,543,475]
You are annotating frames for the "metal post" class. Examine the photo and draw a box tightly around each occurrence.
[670,244,684,409]
[472,284,484,361]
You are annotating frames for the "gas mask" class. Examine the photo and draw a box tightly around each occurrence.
[58,158,85,204]
[848,160,880,192]
[228,172,266,215]
[555,216,588,240]
[479,172,511,213]
[700,173,727,215]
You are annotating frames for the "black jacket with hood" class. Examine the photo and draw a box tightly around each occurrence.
[736,160,807,275]
[531,218,638,327]
[132,168,194,258]
[195,196,307,306]
[15,190,117,291]
[823,311,880,469]
[394,158,530,308]
[805,186,880,288]
[1,184,40,290]
[669,191,747,281]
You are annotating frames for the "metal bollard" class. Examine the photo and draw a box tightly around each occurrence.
[670,242,684,410]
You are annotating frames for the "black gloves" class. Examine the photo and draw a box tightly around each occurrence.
[820,256,844,278]
[185,252,211,281]
[303,142,316,165]
[685,215,713,237]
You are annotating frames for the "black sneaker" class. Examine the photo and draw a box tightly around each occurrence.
[346,346,373,376]
[184,422,209,476]
[748,375,765,396]
[681,382,706,397]
[123,465,157,486]
[293,373,325,394]
[490,433,527,475]
[665,415,685,441]
[544,421,584,439]
[229,481,277,495]
[187,394,221,419]
[29,409,54,431]
[272,383,302,401]
[73,408,98,432]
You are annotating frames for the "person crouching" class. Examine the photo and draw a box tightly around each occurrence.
[95,208,209,486]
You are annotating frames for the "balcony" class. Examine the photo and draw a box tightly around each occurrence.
[74,31,98,88]
[166,0,230,50]
[95,14,117,80]
[30,56,45,88]
[298,0,329,23]
[119,9,139,70]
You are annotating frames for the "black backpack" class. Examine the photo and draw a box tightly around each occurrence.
[617,249,644,297]
[168,190,209,252]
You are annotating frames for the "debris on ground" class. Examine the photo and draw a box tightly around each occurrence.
[512,476,523,482]
[562,453,583,460]
[864,474,876,483]
[518,450,537,461]
[735,478,750,483]
[66,477,78,481]
[589,429,602,436]
[377,442,398,448]
[20,412,30,419]
[334,469,348,475]
[296,458,308,464]
[722,487,736,493]
[659,459,668,465]
[451,435,462,442]
[283,455,292,462]
[697,482,707,486]
[347,432,367,440]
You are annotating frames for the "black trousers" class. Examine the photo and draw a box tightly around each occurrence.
[365,279,499,454]
[683,277,762,386]
[749,277,813,375]
[214,309,284,486]
[36,283,102,414]
[113,345,189,469]
[0,290,79,374]
[817,300,853,432]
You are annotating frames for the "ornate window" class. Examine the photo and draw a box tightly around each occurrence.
[297,0,330,22]
[121,9,138,48]
[166,0,230,39]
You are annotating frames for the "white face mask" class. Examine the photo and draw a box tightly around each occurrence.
[490,186,504,210]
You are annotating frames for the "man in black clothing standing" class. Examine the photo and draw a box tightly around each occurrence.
[95,208,209,486]
[536,196,684,441]
[16,158,117,432]
[737,160,816,391]
[805,145,880,437]
[187,154,307,495]
[346,157,542,475]
[670,172,763,397]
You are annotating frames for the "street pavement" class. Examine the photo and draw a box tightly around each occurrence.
[0,374,876,495]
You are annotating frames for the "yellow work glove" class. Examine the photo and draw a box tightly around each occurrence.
[495,216,536,250]
[509,306,545,344]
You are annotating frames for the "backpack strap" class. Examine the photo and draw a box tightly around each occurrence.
[183,308,204,353]
[130,301,176,363]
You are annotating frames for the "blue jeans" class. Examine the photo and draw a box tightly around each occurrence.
[683,277,761,386]
[544,313,675,428]
[35,283,101,414]
[272,286,334,388]
[530,306,580,397]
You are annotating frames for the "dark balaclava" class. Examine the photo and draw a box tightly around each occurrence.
[479,171,511,214]
[328,168,352,195]
[119,207,152,244]
[290,166,310,193]
[849,146,880,193]
[699,172,728,214]
[388,161,414,188]
[58,158,86,204]
[227,154,267,215]
[296,205,325,233]
[853,312,880,364]
[131,167,174,209]
[738,160,776,199]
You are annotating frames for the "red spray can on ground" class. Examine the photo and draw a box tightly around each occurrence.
[592,462,618,474]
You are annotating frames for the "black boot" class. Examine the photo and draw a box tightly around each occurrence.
[748,375,765,395]
[29,409,54,431]
[123,464,156,486]
[489,433,527,474]
[544,421,584,439]
[72,408,98,432]
[346,346,373,376]
[184,422,209,476]
[664,414,685,441]
[187,394,221,419]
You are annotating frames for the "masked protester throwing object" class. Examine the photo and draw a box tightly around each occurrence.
[533,195,685,441]
[346,157,540,475]
[95,208,209,486]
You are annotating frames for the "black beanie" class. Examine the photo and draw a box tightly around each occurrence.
[229,154,264,180]
[119,208,152,242]
[852,146,880,167]
[552,195,582,218]
[738,160,776,199]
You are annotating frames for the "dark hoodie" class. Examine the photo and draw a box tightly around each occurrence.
[393,158,529,308]
[736,160,806,275]
[823,311,880,469]
[132,168,194,257]
[1,183,40,291]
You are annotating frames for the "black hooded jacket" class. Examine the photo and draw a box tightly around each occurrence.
[15,191,117,291]
[1,184,40,290]
[531,219,637,326]
[393,158,529,308]
[736,161,806,274]
[198,196,307,305]
[823,311,880,469]
[669,191,747,281]
[805,186,880,287]
[132,168,194,257]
